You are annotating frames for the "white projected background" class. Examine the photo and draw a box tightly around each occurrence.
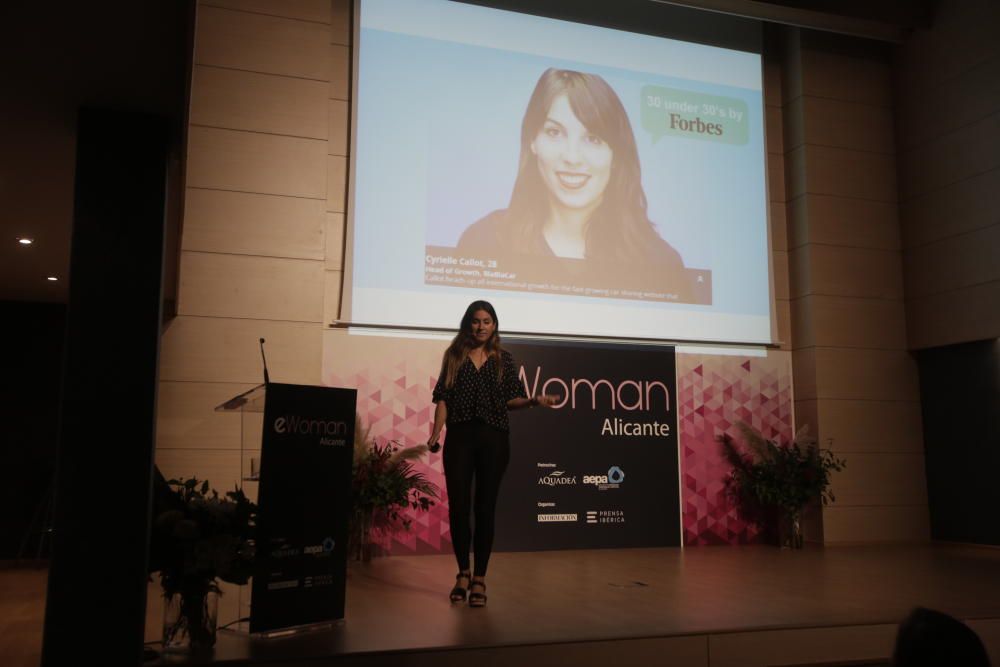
[344,0,773,344]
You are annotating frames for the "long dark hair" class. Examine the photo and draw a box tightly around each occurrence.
[440,300,504,388]
[504,68,664,264]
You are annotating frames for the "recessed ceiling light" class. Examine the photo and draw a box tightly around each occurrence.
[17,237,34,245]
[47,276,58,282]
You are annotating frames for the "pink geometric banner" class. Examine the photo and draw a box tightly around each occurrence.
[676,352,794,545]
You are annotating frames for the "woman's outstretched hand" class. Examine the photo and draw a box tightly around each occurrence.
[533,394,559,408]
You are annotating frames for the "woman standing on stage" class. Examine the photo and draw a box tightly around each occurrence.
[427,300,555,607]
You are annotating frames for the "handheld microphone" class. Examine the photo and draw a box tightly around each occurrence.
[259,337,271,385]
[429,442,441,454]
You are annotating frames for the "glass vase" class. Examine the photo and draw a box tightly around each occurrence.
[162,588,219,652]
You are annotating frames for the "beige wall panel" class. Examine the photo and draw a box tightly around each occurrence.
[190,65,328,139]
[899,113,1000,199]
[798,244,904,300]
[330,44,350,100]
[906,279,1000,349]
[183,188,325,259]
[794,295,907,350]
[790,294,815,348]
[769,201,787,252]
[789,194,900,251]
[822,504,930,543]
[767,151,785,203]
[201,0,331,23]
[897,56,1000,151]
[775,297,791,350]
[801,95,894,154]
[905,222,1000,298]
[900,167,1000,249]
[325,212,345,270]
[324,269,343,324]
[793,398,818,434]
[708,624,896,667]
[784,145,806,202]
[765,104,783,155]
[829,452,928,507]
[327,155,347,212]
[155,448,242,496]
[187,126,327,199]
[157,381,258,450]
[782,96,804,152]
[800,48,892,108]
[812,347,919,402]
[803,144,897,203]
[763,57,783,108]
[332,0,351,45]
[328,99,349,155]
[195,6,331,81]
[160,316,322,384]
[817,399,924,454]
[178,252,325,322]
[771,250,789,300]
[788,243,811,300]
[896,1,1000,90]
[792,347,817,401]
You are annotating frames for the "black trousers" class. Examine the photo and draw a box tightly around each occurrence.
[443,419,510,576]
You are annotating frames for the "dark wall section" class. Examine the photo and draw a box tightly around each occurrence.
[0,301,65,560]
[916,339,1000,545]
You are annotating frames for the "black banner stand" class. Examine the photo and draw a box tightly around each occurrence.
[215,382,356,636]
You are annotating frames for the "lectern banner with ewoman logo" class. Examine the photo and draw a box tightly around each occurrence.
[496,341,680,550]
[250,383,356,634]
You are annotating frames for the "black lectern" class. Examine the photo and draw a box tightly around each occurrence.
[215,382,356,636]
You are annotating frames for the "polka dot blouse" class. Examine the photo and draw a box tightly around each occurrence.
[432,350,527,432]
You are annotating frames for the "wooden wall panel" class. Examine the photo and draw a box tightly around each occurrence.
[907,279,1000,350]
[800,48,892,107]
[195,5,331,80]
[792,347,817,401]
[767,151,786,203]
[904,223,1000,297]
[792,295,907,350]
[830,452,929,506]
[816,399,924,454]
[900,167,1000,249]
[789,194,900,250]
[800,95,895,154]
[160,316,322,384]
[330,45,350,100]
[769,201,787,252]
[154,448,242,497]
[899,113,1000,199]
[327,155,347,212]
[771,250,789,300]
[765,105,783,155]
[201,0,331,24]
[782,96,805,152]
[178,252,325,322]
[182,188,325,259]
[325,213,345,270]
[187,126,327,198]
[709,624,897,667]
[775,298,791,350]
[328,99,349,155]
[156,381,258,450]
[331,0,351,46]
[190,65,328,139]
[763,57,783,107]
[791,244,904,300]
[802,144,897,202]
[812,348,920,402]
[823,505,930,543]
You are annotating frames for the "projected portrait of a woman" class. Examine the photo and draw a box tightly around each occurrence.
[458,68,694,301]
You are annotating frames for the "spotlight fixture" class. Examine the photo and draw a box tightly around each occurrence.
[17,237,34,245]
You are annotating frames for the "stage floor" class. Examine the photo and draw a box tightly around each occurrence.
[150,543,1000,666]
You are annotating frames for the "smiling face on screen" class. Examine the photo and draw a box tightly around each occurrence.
[530,94,613,216]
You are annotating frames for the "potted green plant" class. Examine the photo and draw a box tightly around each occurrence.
[350,420,439,561]
[148,474,256,651]
[719,422,845,548]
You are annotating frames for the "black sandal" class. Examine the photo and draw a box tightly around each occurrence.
[450,572,471,603]
[468,580,487,608]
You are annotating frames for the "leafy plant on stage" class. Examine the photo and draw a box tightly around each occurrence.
[350,418,439,560]
[148,475,257,648]
[719,422,845,548]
